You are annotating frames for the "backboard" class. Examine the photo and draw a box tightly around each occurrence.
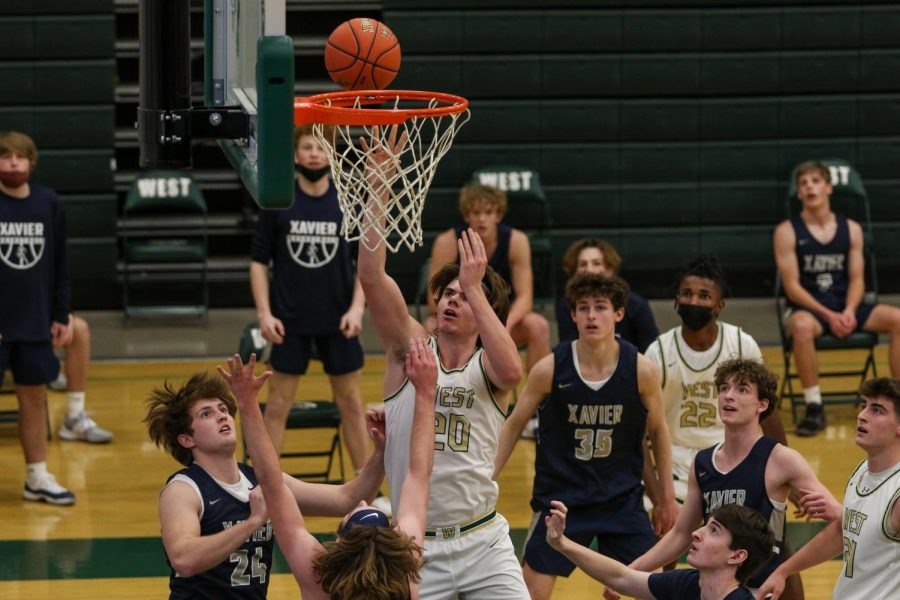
[204,0,295,208]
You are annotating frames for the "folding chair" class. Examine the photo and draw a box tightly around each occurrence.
[471,165,555,306]
[775,159,878,423]
[122,171,209,322]
[237,322,344,483]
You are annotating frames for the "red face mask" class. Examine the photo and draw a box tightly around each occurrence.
[0,169,29,189]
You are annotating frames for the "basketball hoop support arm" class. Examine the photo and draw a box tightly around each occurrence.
[138,0,253,170]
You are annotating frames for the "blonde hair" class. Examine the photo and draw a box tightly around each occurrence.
[0,131,38,166]
[293,124,336,149]
[312,526,422,599]
[458,183,507,218]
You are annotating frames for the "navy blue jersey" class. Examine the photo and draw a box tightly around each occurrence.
[555,291,658,352]
[531,340,647,510]
[695,437,786,587]
[454,223,513,292]
[0,184,70,341]
[250,181,356,335]
[648,569,754,600]
[789,214,851,312]
[166,463,273,600]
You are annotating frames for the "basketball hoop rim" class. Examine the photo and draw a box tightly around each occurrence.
[294,90,469,126]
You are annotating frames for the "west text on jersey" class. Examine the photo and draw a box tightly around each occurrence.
[843,508,868,535]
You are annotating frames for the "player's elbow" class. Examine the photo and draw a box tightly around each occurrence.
[496,364,523,390]
[169,552,204,578]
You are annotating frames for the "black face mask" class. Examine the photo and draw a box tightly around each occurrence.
[677,304,715,331]
[295,164,330,182]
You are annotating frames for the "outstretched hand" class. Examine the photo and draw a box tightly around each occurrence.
[545,500,569,550]
[366,407,387,453]
[457,228,488,293]
[359,124,408,193]
[217,353,272,409]
[756,572,786,600]
[795,488,842,522]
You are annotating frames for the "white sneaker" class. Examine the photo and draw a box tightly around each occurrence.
[48,373,68,391]
[59,411,113,443]
[521,416,538,440]
[24,472,76,505]
[371,494,393,518]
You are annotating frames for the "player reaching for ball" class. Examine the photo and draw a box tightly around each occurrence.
[357,124,530,598]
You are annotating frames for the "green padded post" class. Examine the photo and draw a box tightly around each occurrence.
[255,35,295,208]
[218,35,294,209]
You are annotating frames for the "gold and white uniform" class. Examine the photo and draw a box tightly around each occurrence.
[384,336,527,600]
[644,321,761,501]
[832,459,900,599]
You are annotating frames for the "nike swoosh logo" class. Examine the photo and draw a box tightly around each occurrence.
[667,361,677,368]
[209,498,221,505]
[798,239,809,246]
[558,382,572,389]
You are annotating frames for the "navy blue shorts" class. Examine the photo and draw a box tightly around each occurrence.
[790,302,876,335]
[524,491,658,577]
[270,332,363,376]
[0,341,60,386]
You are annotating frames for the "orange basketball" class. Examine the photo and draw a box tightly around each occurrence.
[325,18,401,90]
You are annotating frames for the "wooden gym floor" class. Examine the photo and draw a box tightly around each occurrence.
[0,346,877,599]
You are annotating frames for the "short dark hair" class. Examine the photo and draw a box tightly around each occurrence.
[859,377,900,419]
[714,359,778,422]
[561,238,622,277]
[564,273,629,312]
[144,372,237,466]
[429,262,510,327]
[676,254,729,298]
[709,505,774,584]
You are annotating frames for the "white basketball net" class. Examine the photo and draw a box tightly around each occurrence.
[312,96,470,252]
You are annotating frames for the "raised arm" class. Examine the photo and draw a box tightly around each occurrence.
[356,127,423,363]
[220,355,326,598]
[505,228,535,331]
[546,500,653,598]
[639,354,678,534]
[459,229,523,390]
[395,338,438,550]
[495,353,553,476]
[426,230,460,316]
